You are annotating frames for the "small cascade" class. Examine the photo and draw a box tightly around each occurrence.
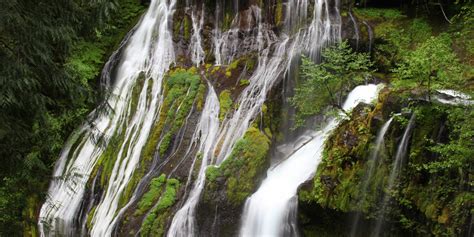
[168,4,289,236]
[348,10,360,50]
[362,21,373,53]
[350,117,395,237]
[435,89,474,105]
[239,84,381,237]
[285,0,309,34]
[166,83,220,237]
[190,4,205,65]
[305,0,339,60]
[213,5,266,65]
[372,114,416,237]
[213,36,289,164]
[90,0,177,235]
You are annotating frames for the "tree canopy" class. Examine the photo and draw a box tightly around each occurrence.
[291,41,373,127]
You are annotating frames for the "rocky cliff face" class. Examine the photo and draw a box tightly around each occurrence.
[37,1,473,236]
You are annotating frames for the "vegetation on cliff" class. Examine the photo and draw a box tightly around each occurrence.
[0,0,146,234]
[298,3,473,236]
[291,41,373,127]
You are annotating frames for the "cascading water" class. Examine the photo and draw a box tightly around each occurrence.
[168,0,341,233]
[348,10,360,50]
[362,21,373,52]
[166,83,220,237]
[239,84,382,237]
[190,4,205,65]
[372,114,416,237]
[350,116,395,237]
[38,0,176,236]
[168,5,290,236]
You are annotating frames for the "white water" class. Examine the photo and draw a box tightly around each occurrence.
[350,116,394,237]
[39,0,344,236]
[435,89,473,105]
[240,84,381,237]
[362,21,373,52]
[167,1,342,236]
[168,6,289,236]
[38,0,176,236]
[348,10,360,50]
[190,5,205,65]
[372,113,416,237]
[166,83,220,237]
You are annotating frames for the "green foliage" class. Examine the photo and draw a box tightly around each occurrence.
[354,8,405,20]
[291,41,373,127]
[393,34,464,95]
[205,166,220,183]
[304,93,473,236]
[0,0,145,234]
[373,18,432,70]
[424,107,474,174]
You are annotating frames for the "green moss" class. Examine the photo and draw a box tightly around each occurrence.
[116,68,202,211]
[134,174,166,216]
[206,126,271,205]
[196,83,207,111]
[183,16,191,41]
[205,166,220,182]
[353,8,405,21]
[86,206,97,230]
[275,0,283,27]
[130,72,147,116]
[159,132,172,156]
[219,90,233,121]
[239,79,250,86]
[140,178,180,237]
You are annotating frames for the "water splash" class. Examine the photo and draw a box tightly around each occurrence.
[239,84,382,237]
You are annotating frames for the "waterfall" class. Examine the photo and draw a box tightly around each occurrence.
[348,10,360,50]
[167,0,341,233]
[166,82,220,237]
[285,0,309,34]
[372,114,416,237]
[362,21,373,53]
[239,84,382,237]
[350,116,395,237]
[190,4,205,65]
[38,0,176,236]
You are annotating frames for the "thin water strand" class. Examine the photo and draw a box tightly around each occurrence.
[372,114,416,237]
[167,83,220,237]
[350,117,395,237]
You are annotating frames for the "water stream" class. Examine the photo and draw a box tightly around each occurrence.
[166,82,220,237]
[38,0,176,235]
[372,114,416,237]
[239,84,382,237]
[350,116,395,237]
